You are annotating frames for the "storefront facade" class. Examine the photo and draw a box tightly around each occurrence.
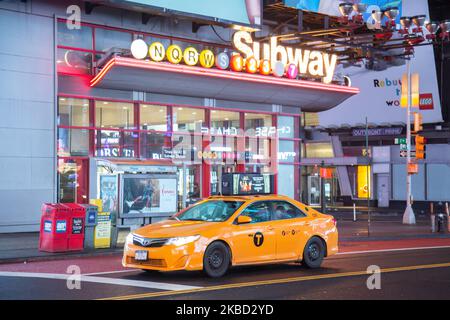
[0,0,358,232]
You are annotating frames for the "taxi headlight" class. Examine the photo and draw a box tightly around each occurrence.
[165,235,200,246]
[125,233,133,246]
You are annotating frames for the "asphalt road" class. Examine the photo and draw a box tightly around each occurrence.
[1,246,450,300]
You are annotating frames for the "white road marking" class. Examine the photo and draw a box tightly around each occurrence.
[0,271,201,291]
[83,269,140,276]
[337,245,450,256]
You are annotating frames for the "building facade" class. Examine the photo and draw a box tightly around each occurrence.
[0,0,361,232]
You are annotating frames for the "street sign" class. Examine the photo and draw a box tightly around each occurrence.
[400,144,408,151]
[395,138,407,144]
[400,150,416,158]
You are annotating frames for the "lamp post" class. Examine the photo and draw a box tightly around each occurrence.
[402,58,416,225]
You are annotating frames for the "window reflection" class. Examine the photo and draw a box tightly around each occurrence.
[58,97,90,127]
[173,107,204,132]
[140,105,168,131]
[95,101,134,129]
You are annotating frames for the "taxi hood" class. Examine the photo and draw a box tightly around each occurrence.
[133,219,220,238]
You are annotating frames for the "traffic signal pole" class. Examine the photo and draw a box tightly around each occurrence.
[403,59,416,224]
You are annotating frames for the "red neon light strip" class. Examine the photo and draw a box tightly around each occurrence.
[90,57,360,94]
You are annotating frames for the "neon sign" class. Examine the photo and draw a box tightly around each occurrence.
[129,30,338,84]
[232,31,337,84]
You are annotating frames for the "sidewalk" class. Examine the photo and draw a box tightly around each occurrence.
[0,215,448,264]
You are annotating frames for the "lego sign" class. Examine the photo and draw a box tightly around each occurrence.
[419,93,434,110]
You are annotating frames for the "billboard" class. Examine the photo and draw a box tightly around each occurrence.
[93,0,261,27]
[121,174,177,215]
[316,0,442,126]
[284,0,402,19]
[222,173,274,196]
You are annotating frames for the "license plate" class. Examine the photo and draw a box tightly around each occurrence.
[135,250,148,261]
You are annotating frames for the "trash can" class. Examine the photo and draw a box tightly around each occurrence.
[94,212,112,249]
[62,203,85,251]
[79,204,98,250]
[39,203,70,252]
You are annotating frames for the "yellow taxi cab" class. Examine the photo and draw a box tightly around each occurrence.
[123,194,338,277]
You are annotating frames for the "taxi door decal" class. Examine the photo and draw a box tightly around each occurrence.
[253,232,264,247]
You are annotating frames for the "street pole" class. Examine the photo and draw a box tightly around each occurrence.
[320,160,326,213]
[365,117,371,236]
[403,59,416,224]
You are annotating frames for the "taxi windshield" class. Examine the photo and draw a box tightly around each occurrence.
[176,200,244,222]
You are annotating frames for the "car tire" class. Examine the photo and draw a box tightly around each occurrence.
[302,237,325,269]
[203,241,230,278]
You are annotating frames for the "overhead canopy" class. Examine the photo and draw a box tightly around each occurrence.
[90,57,359,112]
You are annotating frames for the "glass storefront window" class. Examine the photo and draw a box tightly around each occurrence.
[57,158,89,203]
[95,101,134,129]
[210,110,240,132]
[277,116,295,138]
[173,107,204,132]
[95,28,132,52]
[140,132,166,160]
[57,128,89,157]
[58,98,90,127]
[246,138,271,165]
[278,140,297,163]
[278,164,295,198]
[57,22,93,50]
[95,130,137,158]
[304,142,334,158]
[245,113,273,137]
[140,105,168,131]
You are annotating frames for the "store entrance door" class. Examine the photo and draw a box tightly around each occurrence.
[307,176,321,206]
[210,163,236,195]
[178,164,202,209]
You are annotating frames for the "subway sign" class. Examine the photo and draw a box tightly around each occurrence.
[130,31,337,84]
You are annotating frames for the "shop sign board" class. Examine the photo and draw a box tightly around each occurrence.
[352,127,403,137]
[130,30,337,83]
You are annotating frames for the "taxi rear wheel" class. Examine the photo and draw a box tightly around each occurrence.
[203,241,230,278]
[302,237,325,269]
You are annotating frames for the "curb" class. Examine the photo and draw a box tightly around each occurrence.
[1,234,450,264]
[0,248,123,265]
[339,233,450,242]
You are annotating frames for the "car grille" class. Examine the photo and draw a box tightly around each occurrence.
[126,257,167,267]
[132,234,167,247]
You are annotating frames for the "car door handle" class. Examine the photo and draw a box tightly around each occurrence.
[267,226,275,231]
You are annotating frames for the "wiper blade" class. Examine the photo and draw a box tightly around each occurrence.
[183,218,206,221]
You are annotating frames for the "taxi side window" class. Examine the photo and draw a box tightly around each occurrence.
[271,201,307,221]
[240,201,272,224]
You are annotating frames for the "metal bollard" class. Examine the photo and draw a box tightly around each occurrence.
[353,203,356,222]
[430,202,435,233]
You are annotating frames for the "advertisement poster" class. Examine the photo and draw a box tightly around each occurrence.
[222,173,273,195]
[99,175,118,215]
[317,0,442,126]
[122,175,177,214]
[284,0,402,19]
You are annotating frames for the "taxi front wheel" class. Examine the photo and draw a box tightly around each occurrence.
[203,241,230,278]
[302,237,325,269]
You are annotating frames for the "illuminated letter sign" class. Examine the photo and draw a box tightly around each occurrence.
[166,44,183,64]
[149,42,165,62]
[183,47,199,66]
[232,31,337,83]
[199,49,215,68]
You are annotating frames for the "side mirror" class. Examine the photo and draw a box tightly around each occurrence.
[237,215,252,224]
